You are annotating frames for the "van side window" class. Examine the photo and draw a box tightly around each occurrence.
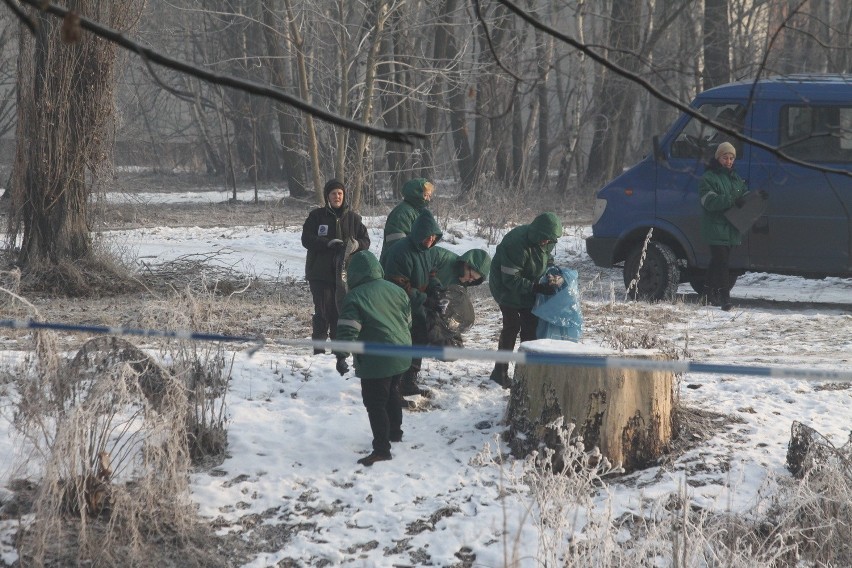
[670,104,744,160]
[780,105,852,163]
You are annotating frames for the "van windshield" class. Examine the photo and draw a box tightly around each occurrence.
[670,103,744,161]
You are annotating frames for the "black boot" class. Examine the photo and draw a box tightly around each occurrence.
[490,364,510,389]
[399,369,427,396]
[720,289,733,311]
[705,287,724,307]
[311,315,327,354]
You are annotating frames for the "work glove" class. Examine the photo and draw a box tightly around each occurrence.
[758,190,769,200]
[734,196,746,208]
[335,356,349,376]
[532,282,557,296]
[327,238,345,249]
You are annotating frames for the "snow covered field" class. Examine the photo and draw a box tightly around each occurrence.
[1,187,850,566]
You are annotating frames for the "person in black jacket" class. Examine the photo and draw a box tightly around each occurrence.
[301,179,370,355]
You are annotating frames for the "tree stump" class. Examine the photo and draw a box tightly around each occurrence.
[506,340,676,473]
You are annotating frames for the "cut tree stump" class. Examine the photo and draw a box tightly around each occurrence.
[506,340,676,473]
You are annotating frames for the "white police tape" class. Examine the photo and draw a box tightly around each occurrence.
[2,318,849,382]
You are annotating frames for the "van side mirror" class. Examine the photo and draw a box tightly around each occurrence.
[652,135,666,163]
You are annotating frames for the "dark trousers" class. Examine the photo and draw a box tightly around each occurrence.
[309,280,338,352]
[492,305,538,377]
[361,374,403,456]
[707,245,733,300]
[405,316,428,381]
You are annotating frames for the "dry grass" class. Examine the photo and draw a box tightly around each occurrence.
[1,276,249,566]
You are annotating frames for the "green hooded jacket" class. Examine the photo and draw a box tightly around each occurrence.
[488,212,562,309]
[334,251,412,380]
[379,178,432,264]
[431,247,492,288]
[699,162,748,246]
[381,209,443,325]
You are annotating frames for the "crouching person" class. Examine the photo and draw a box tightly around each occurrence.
[334,250,413,467]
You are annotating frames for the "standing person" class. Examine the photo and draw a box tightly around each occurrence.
[301,179,370,355]
[381,209,443,397]
[488,212,563,388]
[431,247,492,289]
[699,141,758,311]
[334,250,412,466]
[379,178,435,265]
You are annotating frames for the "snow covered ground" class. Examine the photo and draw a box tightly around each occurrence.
[1,187,850,566]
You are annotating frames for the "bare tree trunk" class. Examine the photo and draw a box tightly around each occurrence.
[583,0,643,187]
[350,0,389,211]
[261,0,310,198]
[9,1,143,272]
[432,0,476,197]
[537,34,554,185]
[284,0,323,204]
[703,0,731,90]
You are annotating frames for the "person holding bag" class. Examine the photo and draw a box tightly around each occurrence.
[488,212,563,388]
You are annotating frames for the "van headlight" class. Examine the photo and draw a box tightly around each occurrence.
[592,198,607,225]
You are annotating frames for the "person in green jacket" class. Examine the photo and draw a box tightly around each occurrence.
[381,209,443,398]
[379,178,434,265]
[699,141,762,311]
[488,212,563,388]
[431,247,492,289]
[335,250,413,467]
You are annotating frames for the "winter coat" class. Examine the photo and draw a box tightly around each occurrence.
[302,193,370,283]
[431,247,492,288]
[699,161,748,246]
[379,178,431,265]
[489,212,563,309]
[381,209,443,325]
[335,251,412,380]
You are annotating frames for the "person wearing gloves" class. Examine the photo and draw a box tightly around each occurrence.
[699,141,767,311]
[301,179,370,355]
[334,251,412,467]
[381,209,443,399]
[379,178,434,265]
[431,247,492,289]
[488,212,563,388]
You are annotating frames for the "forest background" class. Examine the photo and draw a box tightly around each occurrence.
[1,0,851,222]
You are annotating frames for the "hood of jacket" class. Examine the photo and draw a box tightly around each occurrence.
[347,250,384,289]
[401,178,432,209]
[459,249,491,283]
[408,209,443,250]
[527,212,563,245]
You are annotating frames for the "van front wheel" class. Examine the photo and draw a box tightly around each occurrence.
[623,241,680,301]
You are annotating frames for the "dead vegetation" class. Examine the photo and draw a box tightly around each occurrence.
[0,273,249,566]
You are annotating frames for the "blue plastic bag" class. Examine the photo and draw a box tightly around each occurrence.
[531,266,583,341]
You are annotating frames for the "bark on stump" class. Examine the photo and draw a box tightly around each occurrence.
[506,342,676,473]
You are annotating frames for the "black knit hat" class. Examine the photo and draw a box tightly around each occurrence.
[323,179,345,199]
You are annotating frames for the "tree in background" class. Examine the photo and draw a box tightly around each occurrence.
[7,1,144,289]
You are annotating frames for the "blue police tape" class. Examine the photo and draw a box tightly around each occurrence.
[2,318,850,382]
[0,318,264,349]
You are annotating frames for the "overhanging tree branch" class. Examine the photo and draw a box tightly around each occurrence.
[7,0,426,146]
[493,0,852,178]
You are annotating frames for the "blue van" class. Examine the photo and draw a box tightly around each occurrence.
[585,74,852,300]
